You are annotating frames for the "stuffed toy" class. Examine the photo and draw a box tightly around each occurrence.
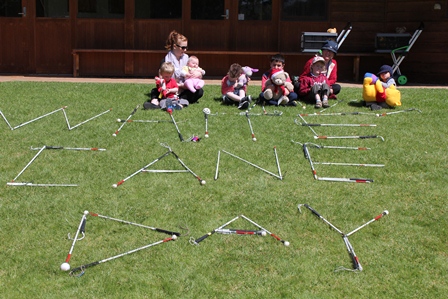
[263,69,294,105]
[155,76,167,98]
[236,66,259,89]
[362,73,401,107]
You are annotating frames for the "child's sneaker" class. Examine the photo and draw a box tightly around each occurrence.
[238,99,249,110]
[278,97,289,106]
[222,95,233,105]
[315,100,322,108]
[322,99,329,108]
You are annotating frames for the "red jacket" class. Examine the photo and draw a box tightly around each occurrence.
[221,75,247,95]
[298,73,328,96]
[300,57,337,86]
[156,77,178,99]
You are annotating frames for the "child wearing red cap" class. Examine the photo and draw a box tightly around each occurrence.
[298,56,331,108]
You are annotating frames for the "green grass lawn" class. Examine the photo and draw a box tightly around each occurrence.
[0,81,447,298]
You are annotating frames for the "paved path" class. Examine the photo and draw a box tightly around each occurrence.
[0,75,446,88]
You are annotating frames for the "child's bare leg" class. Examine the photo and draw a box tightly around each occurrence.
[314,93,322,108]
[226,92,242,103]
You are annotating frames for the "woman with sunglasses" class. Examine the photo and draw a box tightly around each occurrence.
[163,30,204,104]
[145,30,204,109]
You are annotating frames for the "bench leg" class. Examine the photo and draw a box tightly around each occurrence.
[73,53,79,77]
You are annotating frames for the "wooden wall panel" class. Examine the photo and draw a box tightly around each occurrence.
[0,19,31,72]
[0,0,446,84]
[35,19,72,73]
[78,53,125,76]
[134,20,182,50]
[75,20,125,49]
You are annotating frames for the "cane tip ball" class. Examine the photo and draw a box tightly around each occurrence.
[261,231,267,237]
[172,235,178,240]
[83,210,89,215]
[116,119,121,122]
[112,184,118,188]
[60,263,70,271]
[204,134,209,138]
[284,241,290,247]
[384,210,389,215]
[252,137,257,142]
[112,133,117,137]
[200,180,206,185]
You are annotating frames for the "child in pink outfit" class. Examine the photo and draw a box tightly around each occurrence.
[221,63,252,110]
[181,56,205,93]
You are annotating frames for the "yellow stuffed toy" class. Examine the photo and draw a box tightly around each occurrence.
[362,66,401,108]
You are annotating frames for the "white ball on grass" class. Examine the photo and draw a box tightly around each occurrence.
[203,108,211,114]
[83,210,89,215]
[200,180,206,185]
[60,262,70,271]
[112,184,117,188]
[284,241,290,246]
[204,134,209,138]
[112,133,117,137]
[252,137,257,142]
[261,231,267,237]
[375,114,380,117]
[116,118,121,122]
[172,235,178,240]
[384,210,389,215]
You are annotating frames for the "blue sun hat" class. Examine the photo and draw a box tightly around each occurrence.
[321,40,338,54]
[377,65,394,76]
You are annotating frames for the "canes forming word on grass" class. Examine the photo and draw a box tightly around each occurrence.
[216,148,283,180]
[61,210,179,275]
[8,145,104,187]
[298,204,389,272]
[190,214,289,246]
[63,107,111,130]
[291,140,370,151]
[203,107,210,138]
[313,135,385,141]
[165,101,184,141]
[302,143,376,183]
[375,107,422,117]
[245,111,257,141]
[61,210,89,272]
[113,104,139,137]
[112,144,205,187]
[69,236,177,277]
[89,212,181,236]
[215,228,267,236]
[0,106,66,130]
[30,146,106,151]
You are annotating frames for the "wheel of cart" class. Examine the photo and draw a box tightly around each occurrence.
[375,22,424,85]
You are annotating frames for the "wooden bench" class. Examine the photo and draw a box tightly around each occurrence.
[72,49,387,81]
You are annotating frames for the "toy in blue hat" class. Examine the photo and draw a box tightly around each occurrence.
[377,65,394,76]
[321,40,339,54]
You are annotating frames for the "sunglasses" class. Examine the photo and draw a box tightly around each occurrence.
[176,44,188,50]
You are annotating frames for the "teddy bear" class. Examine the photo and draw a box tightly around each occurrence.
[362,73,401,107]
[263,69,294,105]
